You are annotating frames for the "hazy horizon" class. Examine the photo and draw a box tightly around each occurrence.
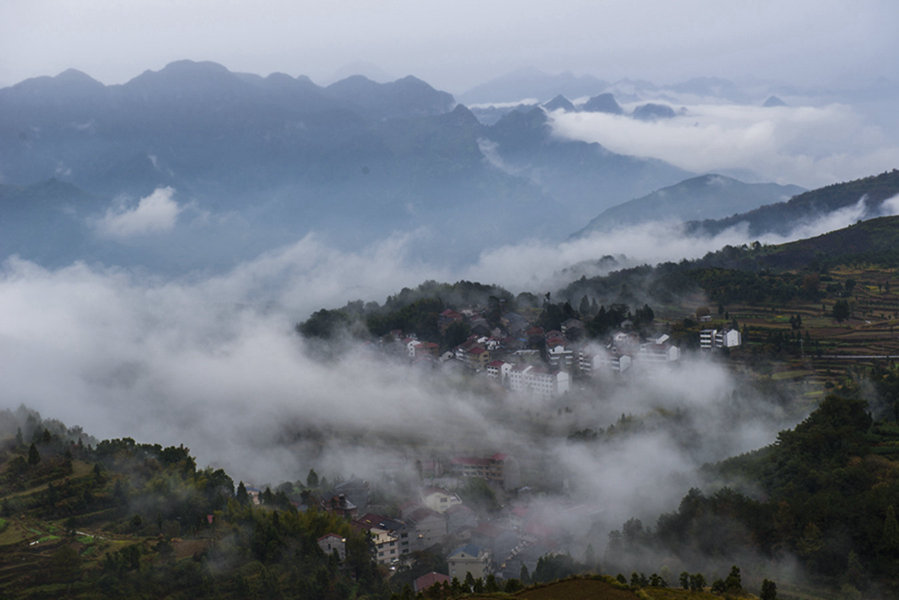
[3,1,897,93]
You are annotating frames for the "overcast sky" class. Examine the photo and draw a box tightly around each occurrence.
[2,0,897,92]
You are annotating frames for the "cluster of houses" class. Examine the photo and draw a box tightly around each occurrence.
[386,305,703,400]
[303,450,574,589]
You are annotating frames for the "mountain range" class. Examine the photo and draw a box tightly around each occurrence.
[0,60,695,270]
[575,174,805,235]
[6,60,895,274]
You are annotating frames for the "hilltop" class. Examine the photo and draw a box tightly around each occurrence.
[688,169,899,238]
[575,174,804,235]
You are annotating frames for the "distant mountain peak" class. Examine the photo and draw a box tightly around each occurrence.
[763,95,787,107]
[125,60,242,92]
[582,93,623,114]
[632,102,676,121]
[543,94,576,112]
[55,68,102,84]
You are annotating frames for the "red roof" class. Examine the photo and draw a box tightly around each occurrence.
[414,572,450,593]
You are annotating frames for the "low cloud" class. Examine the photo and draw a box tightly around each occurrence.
[96,186,182,238]
[0,251,790,521]
[549,102,899,188]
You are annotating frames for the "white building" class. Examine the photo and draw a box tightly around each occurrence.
[448,544,491,580]
[578,350,631,374]
[507,364,569,399]
[700,328,741,350]
[637,335,681,363]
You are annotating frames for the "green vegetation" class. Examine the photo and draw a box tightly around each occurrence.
[607,391,899,597]
[0,409,387,600]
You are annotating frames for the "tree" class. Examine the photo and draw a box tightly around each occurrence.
[27,443,40,466]
[236,481,250,505]
[689,573,706,591]
[464,571,475,591]
[679,571,690,590]
[306,468,319,488]
[833,299,851,322]
[724,565,742,594]
[761,579,777,600]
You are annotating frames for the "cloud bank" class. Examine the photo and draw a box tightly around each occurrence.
[549,102,899,188]
[96,187,182,238]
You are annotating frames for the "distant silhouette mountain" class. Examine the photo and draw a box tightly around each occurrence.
[687,169,899,237]
[325,74,454,119]
[763,95,787,107]
[0,61,694,270]
[632,103,676,120]
[459,67,608,104]
[543,94,576,112]
[0,179,99,265]
[486,107,691,226]
[574,174,805,236]
[581,93,623,114]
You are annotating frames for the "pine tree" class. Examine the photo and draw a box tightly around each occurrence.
[27,443,40,466]
[724,565,742,594]
[761,579,777,600]
[306,468,319,488]
[236,481,250,505]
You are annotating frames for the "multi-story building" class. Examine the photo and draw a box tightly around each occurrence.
[700,328,741,350]
[448,544,491,580]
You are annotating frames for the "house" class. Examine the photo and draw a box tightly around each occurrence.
[578,349,631,375]
[407,506,448,551]
[332,479,370,514]
[486,360,505,379]
[450,453,520,490]
[354,513,412,560]
[700,328,741,350]
[501,312,529,336]
[637,335,680,363]
[438,309,464,332]
[371,527,401,564]
[507,364,569,399]
[448,544,491,580]
[420,487,463,513]
[414,572,451,593]
[317,533,346,561]
[245,486,262,505]
[546,344,575,370]
[560,318,585,340]
[408,340,440,359]
[446,504,478,535]
[465,346,490,371]
[327,494,357,519]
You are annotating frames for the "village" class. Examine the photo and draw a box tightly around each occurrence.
[272,300,745,592]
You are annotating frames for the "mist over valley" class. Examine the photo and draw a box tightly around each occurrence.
[3,4,899,595]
